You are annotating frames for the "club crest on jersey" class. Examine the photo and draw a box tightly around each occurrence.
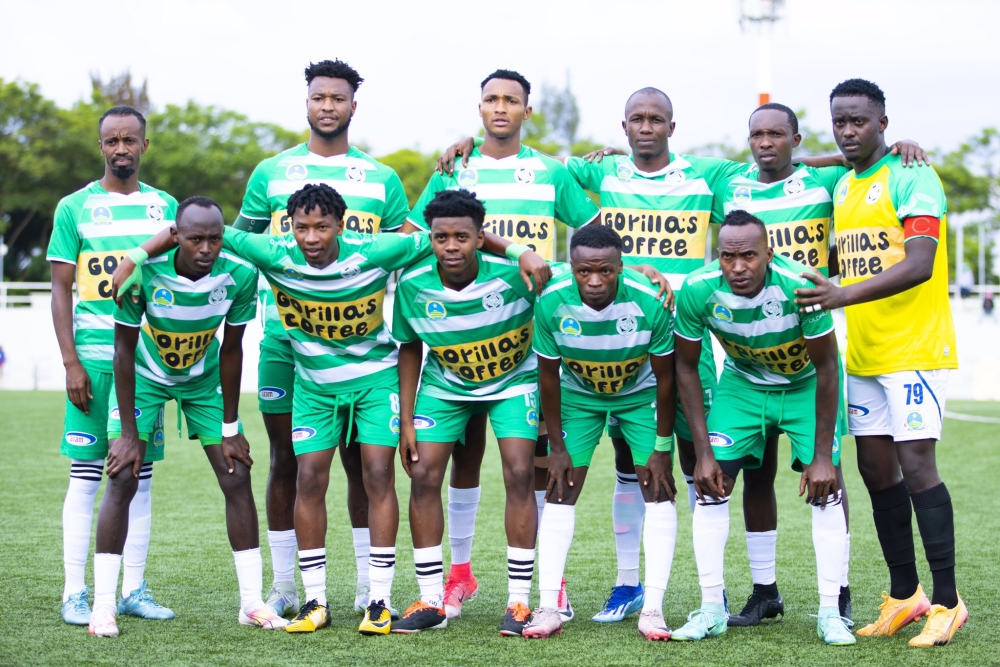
[733,185,752,203]
[761,298,783,320]
[65,431,98,446]
[341,264,361,278]
[458,168,478,187]
[92,206,112,224]
[283,266,303,280]
[560,316,582,337]
[616,315,638,336]
[905,411,924,430]
[784,178,805,196]
[712,303,733,323]
[110,407,142,419]
[146,204,164,221]
[709,432,734,447]
[389,415,401,434]
[616,162,634,181]
[514,167,535,185]
[848,404,870,417]
[153,429,165,448]
[208,286,227,305]
[837,183,849,205]
[259,386,287,401]
[413,415,436,429]
[526,409,538,427]
[291,427,316,441]
[866,182,883,205]
[346,165,366,182]
[152,287,174,308]
[482,291,504,311]
[286,163,308,181]
[664,169,686,184]
[426,300,447,319]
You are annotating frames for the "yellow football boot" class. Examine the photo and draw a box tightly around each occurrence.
[909,595,967,647]
[285,599,329,633]
[359,599,392,635]
[857,585,931,637]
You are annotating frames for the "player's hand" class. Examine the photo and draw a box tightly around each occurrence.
[582,147,626,164]
[545,448,574,503]
[107,434,145,479]
[65,360,92,414]
[794,271,846,313]
[693,455,726,502]
[800,457,839,508]
[890,140,930,167]
[221,433,253,473]
[518,250,551,294]
[111,256,141,307]
[643,451,677,503]
[399,422,418,477]
[436,137,476,176]
[635,265,675,309]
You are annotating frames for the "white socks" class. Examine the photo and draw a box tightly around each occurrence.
[299,548,327,607]
[369,547,396,608]
[93,553,122,612]
[812,495,848,608]
[507,546,534,607]
[612,473,643,587]
[121,464,153,597]
[63,460,103,600]
[693,499,730,605]
[233,548,264,608]
[534,489,546,536]
[641,501,677,613]
[353,527,370,586]
[746,530,778,586]
[683,474,698,514]
[414,545,444,606]
[448,486,480,566]
[267,529,297,585]
[842,532,851,587]
[538,503,575,609]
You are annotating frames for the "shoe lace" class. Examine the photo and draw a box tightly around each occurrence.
[70,595,90,614]
[875,591,890,612]
[809,612,854,632]
[403,600,435,617]
[508,603,531,623]
[135,588,166,608]
[603,585,638,610]
[685,608,717,628]
[367,599,388,620]
[640,609,664,624]
[443,577,464,598]
[294,599,321,621]
[918,605,951,635]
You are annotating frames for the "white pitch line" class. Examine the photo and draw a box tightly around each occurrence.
[944,410,1000,424]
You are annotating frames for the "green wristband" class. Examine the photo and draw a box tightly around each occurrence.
[654,434,673,452]
[505,243,530,260]
[126,247,149,265]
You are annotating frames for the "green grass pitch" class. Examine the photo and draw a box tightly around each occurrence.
[0,392,996,666]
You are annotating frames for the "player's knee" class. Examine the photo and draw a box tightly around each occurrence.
[362,457,394,494]
[296,463,330,499]
[502,459,534,492]
[107,473,138,500]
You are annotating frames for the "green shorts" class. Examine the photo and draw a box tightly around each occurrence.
[414,389,539,443]
[290,379,400,455]
[61,363,164,461]
[707,372,842,473]
[607,330,716,443]
[562,387,668,468]
[258,337,294,414]
[108,372,241,449]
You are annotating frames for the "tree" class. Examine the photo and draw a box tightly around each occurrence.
[376,148,438,207]
[90,70,151,115]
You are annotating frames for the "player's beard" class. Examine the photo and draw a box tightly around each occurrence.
[309,115,351,141]
[107,156,137,181]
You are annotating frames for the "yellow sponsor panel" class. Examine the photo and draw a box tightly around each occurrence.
[432,323,533,383]
[766,218,830,270]
[270,209,384,236]
[835,225,905,283]
[718,336,811,376]
[564,354,648,394]
[142,323,219,369]
[76,251,129,301]
[601,208,709,259]
[273,287,384,340]
[481,214,555,260]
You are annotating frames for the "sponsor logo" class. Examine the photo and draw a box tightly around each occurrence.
[65,431,97,446]
[346,165,366,182]
[389,415,401,434]
[559,316,582,337]
[712,303,733,322]
[526,409,538,427]
[905,411,925,430]
[216,386,222,394]
[514,167,535,185]
[146,204,164,221]
[733,185,752,203]
[866,182,883,205]
[607,415,620,426]
[848,404,870,416]
[426,300,447,319]
[92,206,112,223]
[616,162,634,180]
[482,291,504,311]
[283,266,303,280]
[458,168,478,187]
[616,315,638,336]
[837,183,849,205]
[783,178,805,196]
[413,415,436,429]
[291,426,316,441]
[944,345,950,357]
[259,386,286,400]
[208,286,227,305]
[152,287,174,307]
[761,298,783,320]
[341,264,361,278]
[665,169,686,183]
[110,407,142,419]
[286,163,308,181]
[708,432,734,447]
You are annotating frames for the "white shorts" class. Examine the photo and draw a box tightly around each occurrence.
[847,369,948,441]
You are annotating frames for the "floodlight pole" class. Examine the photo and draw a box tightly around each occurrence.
[740,0,785,107]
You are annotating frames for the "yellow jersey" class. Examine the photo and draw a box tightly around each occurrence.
[832,152,957,376]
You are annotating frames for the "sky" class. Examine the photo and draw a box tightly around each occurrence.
[2,0,996,157]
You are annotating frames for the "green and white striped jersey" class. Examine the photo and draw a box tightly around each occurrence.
[675,253,835,388]
[392,252,538,400]
[712,164,847,276]
[565,154,745,288]
[115,248,258,385]
[46,182,179,371]
[221,227,432,395]
[407,145,599,260]
[238,144,411,341]
[533,265,673,397]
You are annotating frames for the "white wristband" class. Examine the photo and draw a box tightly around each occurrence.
[221,421,239,437]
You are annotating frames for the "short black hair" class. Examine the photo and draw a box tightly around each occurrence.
[176,196,223,225]
[305,59,364,92]
[751,102,798,134]
[721,209,767,234]
[423,189,486,230]
[830,78,886,112]
[480,69,531,98]
[625,87,672,114]
[570,224,623,254]
[99,105,146,134]
[287,183,347,221]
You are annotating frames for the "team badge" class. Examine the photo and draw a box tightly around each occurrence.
[413,415,436,429]
[286,163,308,181]
[708,432,734,447]
[616,162,634,181]
[837,183,849,205]
[905,411,924,430]
[848,404,870,417]
[152,429,165,449]
[389,415,401,434]
[664,169,686,184]
[559,316,582,337]
[526,409,538,427]
[152,287,174,308]
[208,286,227,305]
[259,386,287,400]
[712,303,733,322]
[146,204,164,221]
[65,432,98,446]
[346,165,366,182]
[761,298,783,319]
[283,266,303,280]
[482,291,504,311]
[426,300,447,319]
[341,264,361,278]
[733,185,752,204]
[291,427,316,441]
[92,206,112,223]
[458,168,478,188]
[514,167,535,185]
[784,178,805,196]
[866,182,883,205]
[616,315,638,336]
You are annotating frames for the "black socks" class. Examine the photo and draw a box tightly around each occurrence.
[870,481,919,599]
[911,483,958,608]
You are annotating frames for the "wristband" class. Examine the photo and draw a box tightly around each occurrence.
[222,421,239,438]
[654,434,673,452]
[505,243,530,260]
[126,247,149,265]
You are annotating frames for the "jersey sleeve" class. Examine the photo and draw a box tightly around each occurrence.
[226,268,259,325]
[800,308,835,339]
[564,156,606,192]
[115,285,145,327]
[648,299,675,356]
[892,165,947,222]
[689,156,748,192]
[815,165,850,196]
[390,278,419,344]
[222,226,278,269]
[674,280,707,341]
[46,197,83,264]
[531,298,560,359]
[405,173,447,231]
[709,173,739,224]
[551,162,601,228]
[380,169,411,231]
[370,231,433,272]
[238,161,273,221]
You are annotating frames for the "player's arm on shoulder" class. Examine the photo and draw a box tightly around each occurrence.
[436,136,479,175]
[232,213,270,233]
[108,322,143,478]
[553,163,601,229]
[801,328,840,506]
[227,268,259,326]
[111,226,179,305]
[481,233,551,294]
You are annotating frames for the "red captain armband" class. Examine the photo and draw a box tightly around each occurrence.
[903,216,941,241]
